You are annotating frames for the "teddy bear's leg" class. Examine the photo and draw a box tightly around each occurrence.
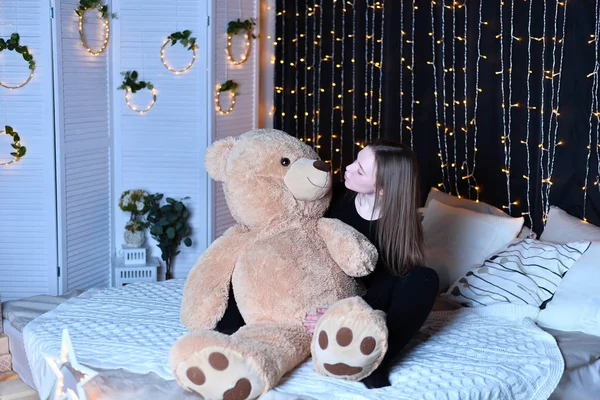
[310,296,388,381]
[170,324,310,400]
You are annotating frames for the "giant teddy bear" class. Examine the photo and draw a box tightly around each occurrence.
[169,129,389,400]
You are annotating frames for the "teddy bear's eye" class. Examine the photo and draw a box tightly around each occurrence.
[280,158,291,167]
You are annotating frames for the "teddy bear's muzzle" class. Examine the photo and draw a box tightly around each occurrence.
[284,158,332,201]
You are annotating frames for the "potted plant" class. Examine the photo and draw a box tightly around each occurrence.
[146,193,193,280]
[119,189,151,247]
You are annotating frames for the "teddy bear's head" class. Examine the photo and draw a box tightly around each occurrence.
[205,129,332,227]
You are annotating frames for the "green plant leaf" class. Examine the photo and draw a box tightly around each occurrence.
[166,227,175,239]
[184,237,192,247]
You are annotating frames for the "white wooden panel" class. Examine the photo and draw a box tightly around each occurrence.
[0,0,58,300]
[213,0,259,238]
[53,0,112,293]
[112,0,211,279]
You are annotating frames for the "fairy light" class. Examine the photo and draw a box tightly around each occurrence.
[539,0,548,222]
[303,2,309,145]
[365,0,373,142]
[506,0,516,214]
[545,1,568,219]
[498,0,512,213]
[309,3,317,147]
[160,40,197,74]
[409,0,416,147]
[524,0,534,230]
[440,1,451,192]
[399,1,404,143]
[584,0,600,221]
[125,87,157,114]
[340,1,347,170]
[78,6,110,56]
[314,3,323,152]
[430,0,448,193]
[330,0,337,166]
[215,85,236,115]
[0,127,26,166]
[462,1,471,198]
[0,56,35,90]
[451,1,459,196]
[351,0,357,159]
[375,2,384,142]
[467,0,483,202]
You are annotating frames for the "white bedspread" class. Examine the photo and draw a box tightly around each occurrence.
[23,280,565,400]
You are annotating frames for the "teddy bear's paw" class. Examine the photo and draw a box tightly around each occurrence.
[174,346,266,400]
[311,310,388,381]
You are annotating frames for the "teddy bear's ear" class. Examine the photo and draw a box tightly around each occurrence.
[205,136,237,181]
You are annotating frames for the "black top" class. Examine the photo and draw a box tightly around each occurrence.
[325,183,399,311]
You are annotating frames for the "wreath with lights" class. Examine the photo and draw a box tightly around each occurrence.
[117,71,156,114]
[1,126,26,166]
[215,80,238,115]
[161,30,198,74]
[0,33,35,90]
[75,0,115,56]
[226,18,256,65]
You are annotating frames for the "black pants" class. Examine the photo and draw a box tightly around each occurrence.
[216,266,439,376]
[367,266,439,374]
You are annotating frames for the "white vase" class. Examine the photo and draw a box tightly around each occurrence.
[124,230,145,248]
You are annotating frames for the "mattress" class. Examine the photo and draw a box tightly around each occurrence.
[2,319,35,389]
[23,280,567,400]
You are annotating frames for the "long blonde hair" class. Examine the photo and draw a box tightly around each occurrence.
[370,139,425,276]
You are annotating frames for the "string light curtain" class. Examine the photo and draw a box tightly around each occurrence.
[274,0,600,233]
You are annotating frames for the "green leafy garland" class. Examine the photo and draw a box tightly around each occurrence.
[227,18,257,38]
[0,33,35,70]
[167,30,197,51]
[1,126,26,164]
[75,0,114,19]
[218,79,239,94]
[117,71,154,93]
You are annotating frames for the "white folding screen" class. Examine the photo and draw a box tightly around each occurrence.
[213,0,260,238]
[111,0,211,279]
[0,1,58,301]
[52,0,112,293]
[0,0,260,300]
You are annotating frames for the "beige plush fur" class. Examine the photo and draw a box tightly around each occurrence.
[170,129,380,399]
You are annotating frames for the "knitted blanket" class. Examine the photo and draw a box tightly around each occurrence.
[23,281,564,400]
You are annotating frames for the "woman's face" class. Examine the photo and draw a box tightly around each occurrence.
[344,146,377,194]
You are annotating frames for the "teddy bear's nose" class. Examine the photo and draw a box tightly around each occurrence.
[313,160,330,172]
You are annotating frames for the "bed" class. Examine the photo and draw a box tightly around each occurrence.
[5,279,595,400]
[6,196,600,399]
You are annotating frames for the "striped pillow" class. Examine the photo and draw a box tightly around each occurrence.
[442,238,591,308]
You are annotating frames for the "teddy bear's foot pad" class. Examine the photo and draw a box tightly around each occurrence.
[312,312,387,381]
[175,347,265,400]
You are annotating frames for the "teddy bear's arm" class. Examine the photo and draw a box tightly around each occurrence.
[317,218,378,277]
[180,224,248,330]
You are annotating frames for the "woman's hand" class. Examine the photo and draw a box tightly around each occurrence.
[303,307,327,335]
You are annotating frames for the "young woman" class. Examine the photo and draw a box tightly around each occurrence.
[303,139,439,389]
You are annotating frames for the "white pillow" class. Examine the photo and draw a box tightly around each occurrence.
[537,206,600,336]
[424,187,535,239]
[442,238,590,309]
[540,206,600,242]
[425,187,507,216]
[422,199,525,291]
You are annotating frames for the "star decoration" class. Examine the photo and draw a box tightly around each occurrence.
[44,329,98,400]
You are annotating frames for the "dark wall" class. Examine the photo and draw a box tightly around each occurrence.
[274,0,600,235]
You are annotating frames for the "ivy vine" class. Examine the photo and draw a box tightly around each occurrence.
[0,33,35,70]
[1,126,26,165]
[167,30,197,51]
[75,0,115,19]
[227,18,257,38]
[117,71,154,93]
[218,79,239,94]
